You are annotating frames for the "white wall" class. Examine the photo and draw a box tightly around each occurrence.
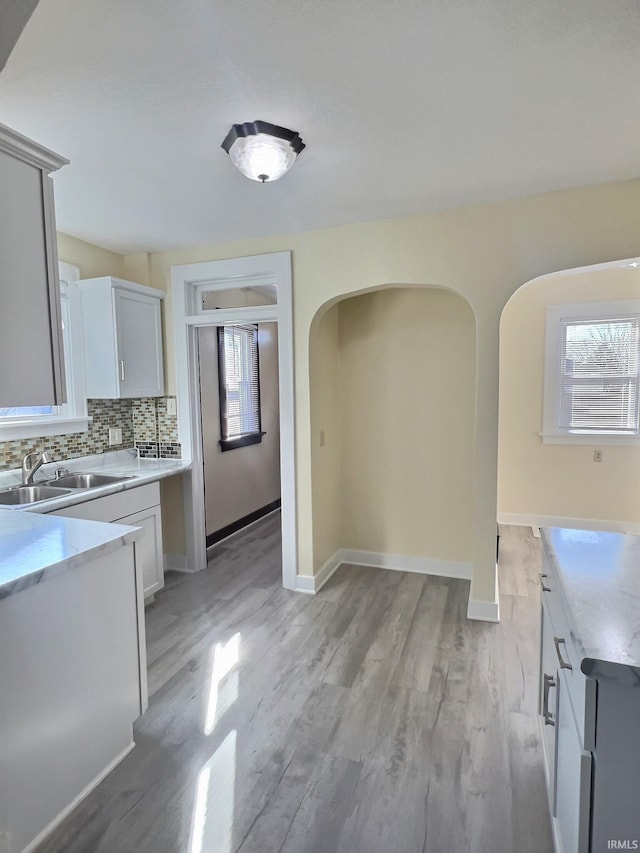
[498,264,640,529]
[198,322,281,536]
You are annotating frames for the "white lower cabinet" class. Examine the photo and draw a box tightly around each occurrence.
[117,505,163,597]
[540,587,593,853]
[540,603,559,816]
[50,482,164,598]
[0,541,144,853]
[539,542,640,853]
[554,673,591,853]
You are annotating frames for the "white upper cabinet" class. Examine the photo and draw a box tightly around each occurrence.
[79,277,165,398]
[0,123,68,406]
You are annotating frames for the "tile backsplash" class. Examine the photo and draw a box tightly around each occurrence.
[0,397,180,470]
[132,397,180,459]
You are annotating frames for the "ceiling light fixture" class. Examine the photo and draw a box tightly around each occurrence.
[221,120,305,183]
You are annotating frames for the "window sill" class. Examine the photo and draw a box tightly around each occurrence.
[219,432,265,452]
[540,431,640,446]
[0,416,92,441]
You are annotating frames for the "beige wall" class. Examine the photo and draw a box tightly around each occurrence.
[150,178,640,605]
[499,265,640,528]
[55,232,187,553]
[57,232,125,279]
[123,252,152,286]
[160,475,185,554]
[309,303,342,570]
[336,287,475,562]
[198,322,281,535]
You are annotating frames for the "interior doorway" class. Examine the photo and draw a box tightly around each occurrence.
[197,321,281,552]
[171,252,297,588]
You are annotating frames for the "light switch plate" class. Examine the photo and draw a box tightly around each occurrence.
[167,397,177,416]
[109,427,123,445]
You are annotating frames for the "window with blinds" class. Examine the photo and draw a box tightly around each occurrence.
[217,324,264,451]
[542,301,640,444]
[559,317,640,432]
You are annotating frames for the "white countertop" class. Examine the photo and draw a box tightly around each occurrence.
[0,449,191,598]
[541,527,640,681]
[0,511,141,599]
[0,449,190,514]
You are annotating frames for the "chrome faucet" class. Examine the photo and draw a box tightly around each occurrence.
[22,451,53,485]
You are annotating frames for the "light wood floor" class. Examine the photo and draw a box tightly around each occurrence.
[37,519,554,853]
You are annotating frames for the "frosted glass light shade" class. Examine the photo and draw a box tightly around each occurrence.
[221,121,305,183]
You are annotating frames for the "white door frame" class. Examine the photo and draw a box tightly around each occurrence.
[171,251,297,589]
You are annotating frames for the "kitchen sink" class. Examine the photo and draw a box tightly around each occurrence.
[0,485,73,505]
[45,472,135,489]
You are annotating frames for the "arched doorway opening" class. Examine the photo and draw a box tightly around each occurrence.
[308,283,478,597]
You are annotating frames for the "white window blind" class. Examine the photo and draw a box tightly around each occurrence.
[217,325,262,449]
[558,316,640,433]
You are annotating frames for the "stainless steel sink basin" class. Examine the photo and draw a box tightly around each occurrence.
[0,485,73,505]
[46,472,135,489]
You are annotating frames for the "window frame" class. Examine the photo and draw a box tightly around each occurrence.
[542,299,640,446]
[0,261,90,440]
[217,324,265,452]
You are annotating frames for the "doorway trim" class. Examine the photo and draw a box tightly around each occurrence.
[171,251,297,589]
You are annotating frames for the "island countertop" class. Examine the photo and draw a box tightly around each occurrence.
[0,510,141,598]
[541,527,640,680]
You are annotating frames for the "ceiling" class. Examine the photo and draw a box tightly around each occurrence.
[1,0,640,254]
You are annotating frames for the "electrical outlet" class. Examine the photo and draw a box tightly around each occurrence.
[593,450,603,462]
[109,427,123,446]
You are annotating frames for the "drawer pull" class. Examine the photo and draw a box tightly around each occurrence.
[539,573,551,592]
[543,674,556,726]
[553,637,573,671]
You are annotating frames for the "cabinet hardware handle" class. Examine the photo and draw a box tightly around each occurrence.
[553,637,573,670]
[543,673,556,726]
[119,360,125,382]
[539,573,551,592]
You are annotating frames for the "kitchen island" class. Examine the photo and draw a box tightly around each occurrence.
[539,528,640,853]
[0,511,146,853]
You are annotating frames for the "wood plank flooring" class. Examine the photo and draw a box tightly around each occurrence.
[36,520,553,853]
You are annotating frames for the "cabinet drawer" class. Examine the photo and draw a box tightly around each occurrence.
[49,482,160,523]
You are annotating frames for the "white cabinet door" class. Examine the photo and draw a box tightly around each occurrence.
[120,505,164,597]
[555,677,592,853]
[79,277,165,399]
[0,128,67,406]
[114,288,164,398]
[540,602,559,816]
[49,484,164,599]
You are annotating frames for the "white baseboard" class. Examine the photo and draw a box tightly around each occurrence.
[164,553,190,573]
[467,561,500,622]
[498,512,640,535]
[296,548,473,594]
[22,742,135,853]
[340,549,473,580]
[294,575,317,594]
[467,597,500,622]
[295,550,343,594]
